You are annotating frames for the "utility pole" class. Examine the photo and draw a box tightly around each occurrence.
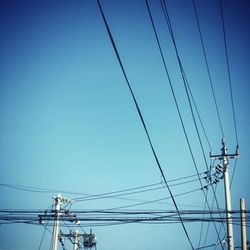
[73,230,80,250]
[60,230,80,250]
[210,139,239,250]
[240,198,247,250]
[59,229,97,250]
[59,230,80,250]
[51,193,62,250]
[39,195,79,250]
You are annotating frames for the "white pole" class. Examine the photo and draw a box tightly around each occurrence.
[51,194,62,250]
[240,198,247,250]
[223,165,234,250]
[73,230,80,250]
[219,140,235,250]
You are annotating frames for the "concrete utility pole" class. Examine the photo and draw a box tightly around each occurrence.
[240,198,247,250]
[60,231,80,250]
[59,230,81,250]
[59,229,97,250]
[210,139,239,250]
[51,193,62,250]
[73,231,80,250]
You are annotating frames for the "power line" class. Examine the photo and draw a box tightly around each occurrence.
[38,220,50,250]
[72,171,206,202]
[202,186,226,250]
[0,171,206,200]
[197,188,209,249]
[102,185,210,213]
[160,4,227,228]
[161,2,230,245]
[230,158,238,188]
[148,0,223,246]
[1,209,250,225]
[73,177,202,203]
[192,0,225,139]
[149,0,230,245]
[219,0,239,145]
[195,237,226,250]
[0,172,213,211]
[0,183,90,196]
[186,80,212,151]
[0,187,219,217]
[97,0,195,248]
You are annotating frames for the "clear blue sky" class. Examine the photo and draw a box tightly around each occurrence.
[0,0,249,249]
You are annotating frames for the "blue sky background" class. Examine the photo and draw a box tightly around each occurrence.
[0,0,249,249]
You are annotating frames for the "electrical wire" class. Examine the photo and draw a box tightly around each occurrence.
[73,177,202,203]
[0,172,213,211]
[102,186,209,211]
[147,0,223,246]
[197,188,208,249]
[160,0,224,225]
[38,205,53,250]
[97,0,195,248]
[186,80,212,151]
[0,183,90,196]
[201,165,226,250]
[78,223,87,234]
[219,0,239,145]
[0,172,206,200]
[192,2,240,243]
[160,0,228,243]
[1,210,250,226]
[195,237,226,250]
[230,158,238,188]
[38,223,49,250]
[192,0,225,139]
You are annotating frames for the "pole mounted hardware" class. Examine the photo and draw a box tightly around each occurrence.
[210,139,239,250]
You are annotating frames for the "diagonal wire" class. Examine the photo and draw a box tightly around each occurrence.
[158,0,225,245]
[203,186,226,250]
[38,221,51,250]
[97,0,195,248]
[38,205,53,250]
[194,0,240,245]
[219,0,239,145]
[197,186,209,248]
[214,0,242,247]
[186,80,212,151]
[230,158,238,188]
[192,0,225,139]
[72,172,205,202]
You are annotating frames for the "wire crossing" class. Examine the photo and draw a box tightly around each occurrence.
[146,0,225,247]
[159,0,226,241]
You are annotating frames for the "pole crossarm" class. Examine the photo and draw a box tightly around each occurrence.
[210,139,239,160]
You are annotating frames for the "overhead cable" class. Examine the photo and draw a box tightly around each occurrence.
[159,0,226,242]
[192,0,225,139]
[147,0,222,245]
[97,0,195,249]
[219,0,239,145]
